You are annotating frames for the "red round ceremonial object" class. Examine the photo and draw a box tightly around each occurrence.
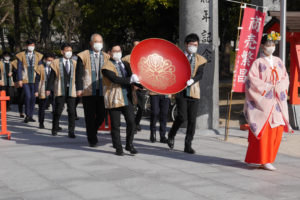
[130,38,191,94]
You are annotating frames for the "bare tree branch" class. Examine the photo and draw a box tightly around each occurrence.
[0,11,9,25]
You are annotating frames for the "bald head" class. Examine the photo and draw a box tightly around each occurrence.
[90,34,103,52]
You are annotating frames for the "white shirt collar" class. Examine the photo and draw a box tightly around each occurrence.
[63,58,70,64]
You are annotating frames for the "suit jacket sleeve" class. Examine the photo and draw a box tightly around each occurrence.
[192,63,205,83]
[17,59,23,81]
[75,57,84,91]
[46,69,56,91]
[102,69,131,85]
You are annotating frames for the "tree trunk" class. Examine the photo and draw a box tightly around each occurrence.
[13,0,21,52]
[0,26,6,51]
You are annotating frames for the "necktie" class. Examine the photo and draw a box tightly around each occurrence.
[188,54,192,63]
[118,62,127,77]
[65,60,70,74]
[95,54,100,79]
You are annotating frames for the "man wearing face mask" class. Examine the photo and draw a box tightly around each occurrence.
[244,32,292,171]
[76,33,110,147]
[167,33,207,154]
[16,40,43,123]
[35,53,55,129]
[102,43,140,156]
[46,43,77,138]
[0,52,14,111]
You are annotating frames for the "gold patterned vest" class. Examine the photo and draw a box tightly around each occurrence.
[0,61,13,86]
[186,54,207,99]
[50,58,77,98]
[102,60,129,109]
[77,50,110,96]
[15,51,43,84]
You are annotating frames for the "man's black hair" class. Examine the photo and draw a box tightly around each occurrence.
[26,39,35,45]
[60,43,72,50]
[108,43,121,51]
[184,33,200,44]
[43,52,55,59]
[2,51,11,57]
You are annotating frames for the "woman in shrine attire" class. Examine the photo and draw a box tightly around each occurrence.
[244,31,292,171]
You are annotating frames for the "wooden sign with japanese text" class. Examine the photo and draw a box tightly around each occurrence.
[232,7,266,93]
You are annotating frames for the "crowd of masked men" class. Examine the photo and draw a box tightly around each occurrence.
[0,33,206,156]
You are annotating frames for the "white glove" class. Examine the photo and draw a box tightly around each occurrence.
[186,79,194,86]
[130,74,140,83]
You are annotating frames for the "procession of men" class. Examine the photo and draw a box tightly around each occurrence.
[0,33,206,157]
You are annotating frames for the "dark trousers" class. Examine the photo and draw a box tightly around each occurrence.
[0,86,13,107]
[17,87,25,114]
[168,96,199,145]
[75,97,80,118]
[23,83,36,117]
[150,95,170,138]
[82,95,105,144]
[38,94,54,124]
[108,103,135,148]
[53,95,76,133]
[135,89,147,126]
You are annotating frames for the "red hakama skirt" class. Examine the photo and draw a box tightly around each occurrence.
[245,122,284,164]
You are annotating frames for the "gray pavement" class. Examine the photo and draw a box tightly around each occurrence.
[1,104,300,200]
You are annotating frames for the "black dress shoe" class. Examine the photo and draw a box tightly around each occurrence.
[150,132,156,143]
[68,132,76,138]
[116,147,124,156]
[89,142,98,147]
[52,130,57,136]
[20,114,25,118]
[160,137,168,144]
[184,146,195,154]
[57,127,62,131]
[136,125,141,131]
[39,123,45,129]
[28,117,36,122]
[167,137,174,149]
[24,117,29,123]
[125,145,138,154]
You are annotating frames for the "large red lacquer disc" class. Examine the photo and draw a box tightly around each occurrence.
[130,38,191,94]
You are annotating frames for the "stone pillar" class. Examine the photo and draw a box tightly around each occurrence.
[179,0,219,130]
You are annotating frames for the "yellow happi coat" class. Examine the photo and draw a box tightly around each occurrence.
[16,51,43,84]
[102,60,130,109]
[50,58,77,98]
[186,54,207,99]
[35,64,48,99]
[77,50,110,96]
[0,61,13,86]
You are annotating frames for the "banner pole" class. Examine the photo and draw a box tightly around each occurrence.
[224,3,244,141]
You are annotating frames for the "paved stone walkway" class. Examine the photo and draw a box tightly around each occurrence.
[0,105,300,200]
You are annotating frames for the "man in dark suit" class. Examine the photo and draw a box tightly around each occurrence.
[101,44,140,156]
[46,43,77,138]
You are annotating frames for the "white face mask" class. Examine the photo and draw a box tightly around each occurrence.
[4,56,10,61]
[112,52,122,61]
[188,45,198,54]
[64,51,73,59]
[93,43,103,52]
[264,46,276,56]
[27,46,35,52]
[46,61,52,66]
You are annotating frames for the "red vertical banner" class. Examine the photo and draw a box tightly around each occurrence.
[232,7,266,93]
